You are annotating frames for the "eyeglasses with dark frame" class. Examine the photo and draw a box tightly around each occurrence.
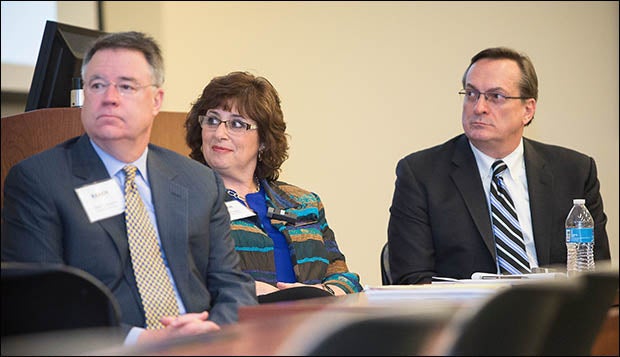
[198,110,258,134]
[459,89,531,106]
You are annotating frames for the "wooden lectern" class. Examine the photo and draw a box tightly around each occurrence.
[1,107,189,209]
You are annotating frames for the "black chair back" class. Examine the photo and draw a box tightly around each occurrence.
[1,262,122,337]
[380,242,392,285]
[277,309,450,356]
[540,267,619,356]
[428,279,581,356]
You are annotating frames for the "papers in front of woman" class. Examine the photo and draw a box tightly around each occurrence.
[429,271,566,283]
[469,272,567,280]
[363,282,509,303]
[364,271,566,303]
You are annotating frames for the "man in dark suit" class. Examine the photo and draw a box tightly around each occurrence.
[387,47,610,285]
[1,31,256,344]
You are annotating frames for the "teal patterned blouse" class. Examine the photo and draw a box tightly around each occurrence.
[229,179,363,294]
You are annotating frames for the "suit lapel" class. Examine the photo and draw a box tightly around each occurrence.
[147,149,190,295]
[523,139,553,265]
[70,135,128,260]
[450,135,496,258]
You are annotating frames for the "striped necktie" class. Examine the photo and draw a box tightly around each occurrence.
[490,160,531,274]
[123,165,179,329]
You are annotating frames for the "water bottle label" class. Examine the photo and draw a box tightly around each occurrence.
[565,228,594,243]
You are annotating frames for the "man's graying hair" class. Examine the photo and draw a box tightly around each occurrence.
[81,31,164,86]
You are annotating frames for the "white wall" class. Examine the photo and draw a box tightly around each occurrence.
[0,1,98,93]
[99,1,618,286]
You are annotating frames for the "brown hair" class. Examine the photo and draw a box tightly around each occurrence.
[462,47,538,125]
[185,71,289,181]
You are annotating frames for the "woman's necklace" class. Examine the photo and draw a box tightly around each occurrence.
[226,178,261,205]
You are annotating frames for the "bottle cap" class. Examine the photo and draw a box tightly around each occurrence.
[573,198,586,205]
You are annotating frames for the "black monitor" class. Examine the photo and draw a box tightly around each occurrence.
[25,20,106,112]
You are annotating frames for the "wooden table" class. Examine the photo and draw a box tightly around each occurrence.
[110,283,506,355]
[117,293,465,356]
[591,294,619,356]
[8,284,615,356]
[120,284,618,356]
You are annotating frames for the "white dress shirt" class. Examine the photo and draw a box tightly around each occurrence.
[469,139,540,272]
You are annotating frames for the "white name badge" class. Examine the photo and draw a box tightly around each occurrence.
[75,179,125,223]
[225,200,256,221]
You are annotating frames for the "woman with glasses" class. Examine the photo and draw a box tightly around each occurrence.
[3,32,257,345]
[184,71,362,300]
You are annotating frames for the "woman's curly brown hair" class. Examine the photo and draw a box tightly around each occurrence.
[184,71,289,181]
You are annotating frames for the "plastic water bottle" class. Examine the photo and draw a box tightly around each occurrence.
[565,199,595,277]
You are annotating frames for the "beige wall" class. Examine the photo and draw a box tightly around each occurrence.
[99,1,617,286]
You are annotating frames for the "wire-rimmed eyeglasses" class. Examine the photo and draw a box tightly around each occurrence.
[85,80,158,97]
[459,89,531,106]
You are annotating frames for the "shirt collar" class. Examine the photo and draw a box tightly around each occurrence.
[89,139,149,182]
[470,139,524,180]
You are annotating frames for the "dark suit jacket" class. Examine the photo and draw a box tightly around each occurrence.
[388,134,610,284]
[2,134,257,333]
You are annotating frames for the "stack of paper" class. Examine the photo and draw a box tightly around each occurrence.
[470,272,567,280]
[363,282,509,302]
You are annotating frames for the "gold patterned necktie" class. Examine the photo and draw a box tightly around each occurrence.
[123,165,179,329]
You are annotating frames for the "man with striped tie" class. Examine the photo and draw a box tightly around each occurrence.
[387,47,610,285]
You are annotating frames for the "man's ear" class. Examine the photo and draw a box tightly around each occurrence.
[523,98,536,125]
[152,87,164,116]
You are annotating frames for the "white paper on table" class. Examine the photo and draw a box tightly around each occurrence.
[363,282,510,302]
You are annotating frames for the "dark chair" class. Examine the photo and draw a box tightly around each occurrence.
[381,242,393,285]
[539,267,619,356]
[425,279,582,356]
[1,262,122,337]
[277,309,450,356]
